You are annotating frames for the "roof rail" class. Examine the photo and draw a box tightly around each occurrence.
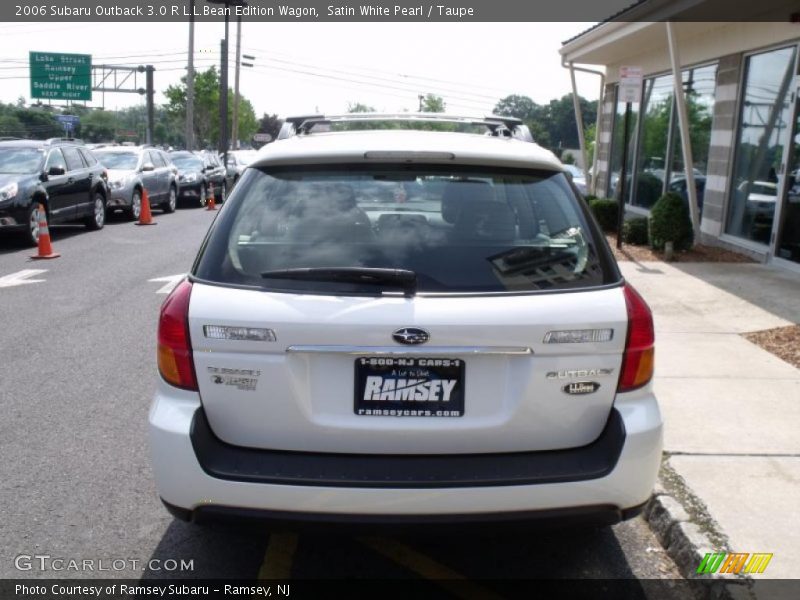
[276,113,534,143]
[0,136,25,141]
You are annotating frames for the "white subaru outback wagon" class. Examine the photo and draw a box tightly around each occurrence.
[149,114,662,529]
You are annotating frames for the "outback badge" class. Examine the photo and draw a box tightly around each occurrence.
[563,381,601,395]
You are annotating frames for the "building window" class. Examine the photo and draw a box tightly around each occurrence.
[668,64,717,215]
[633,74,674,209]
[726,45,797,244]
[607,63,717,212]
[607,86,639,202]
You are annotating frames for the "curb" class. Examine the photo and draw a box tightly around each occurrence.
[644,464,755,600]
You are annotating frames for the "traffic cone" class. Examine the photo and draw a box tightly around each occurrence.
[136,188,157,226]
[31,203,60,260]
[206,182,217,211]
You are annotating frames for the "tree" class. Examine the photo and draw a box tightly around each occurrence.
[494,94,541,122]
[165,67,258,149]
[420,94,445,113]
[77,110,117,142]
[347,102,376,113]
[256,113,283,146]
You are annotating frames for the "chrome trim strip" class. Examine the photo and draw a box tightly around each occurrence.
[286,345,533,356]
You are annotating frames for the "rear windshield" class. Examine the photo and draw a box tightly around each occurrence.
[194,165,613,295]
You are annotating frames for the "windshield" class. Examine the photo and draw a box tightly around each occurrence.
[171,155,203,170]
[0,147,44,174]
[194,165,610,295]
[94,151,139,170]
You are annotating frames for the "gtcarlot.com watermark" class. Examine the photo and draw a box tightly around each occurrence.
[14,554,194,573]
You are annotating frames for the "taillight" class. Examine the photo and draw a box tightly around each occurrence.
[618,283,655,392]
[157,280,197,390]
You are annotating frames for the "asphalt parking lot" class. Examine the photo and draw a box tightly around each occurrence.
[0,205,682,584]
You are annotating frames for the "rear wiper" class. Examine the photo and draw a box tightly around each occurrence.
[261,267,417,297]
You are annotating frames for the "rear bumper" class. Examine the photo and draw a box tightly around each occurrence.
[148,380,662,526]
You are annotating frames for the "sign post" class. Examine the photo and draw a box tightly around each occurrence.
[616,66,643,249]
[54,115,80,137]
[29,52,92,102]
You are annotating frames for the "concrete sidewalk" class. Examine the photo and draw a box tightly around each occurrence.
[619,261,800,581]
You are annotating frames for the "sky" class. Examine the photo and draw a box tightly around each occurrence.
[0,21,601,116]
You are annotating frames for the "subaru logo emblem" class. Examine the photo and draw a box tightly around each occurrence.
[392,327,430,345]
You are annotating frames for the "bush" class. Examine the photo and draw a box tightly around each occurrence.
[588,198,619,233]
[623,217,649,245]
[649,192,694,251]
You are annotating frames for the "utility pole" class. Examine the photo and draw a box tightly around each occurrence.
[231,15,242,150]
[145,66,155,145]
[186,0,195,150]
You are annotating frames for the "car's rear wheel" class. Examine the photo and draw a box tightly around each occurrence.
[127,189,142,221]
[163,185,177,213]
[85,193,106,230]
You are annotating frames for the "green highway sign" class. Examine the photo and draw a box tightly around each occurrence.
[29,51,92,101]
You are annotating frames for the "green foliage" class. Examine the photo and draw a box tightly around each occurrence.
[493,93,597,152]
[78,109,116,142]
[623,217,649,246]
[561,151,576,165]
[164,66,258,148]
[588,198,619,233]
[256,114,283,147]
[420,94,445,113]
[347,102,376,113]
[649,192,694,251]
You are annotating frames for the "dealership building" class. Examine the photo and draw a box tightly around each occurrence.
[560,1,800,271]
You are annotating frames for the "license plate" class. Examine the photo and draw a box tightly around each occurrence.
[354,357,465,417]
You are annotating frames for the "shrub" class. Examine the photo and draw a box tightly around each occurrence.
[623,217,649,245]
[649,192,694,251]
[588,198,619,233]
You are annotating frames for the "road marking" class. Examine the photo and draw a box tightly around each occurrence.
[149,274,185,294]
[358,537,504,600]
[0,269,47,289]
[257,533,298,580]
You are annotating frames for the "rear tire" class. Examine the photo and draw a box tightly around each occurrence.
[85,192,106,230]
[163,185,177,214]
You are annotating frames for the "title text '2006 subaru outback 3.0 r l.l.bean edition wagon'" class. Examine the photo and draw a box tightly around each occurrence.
[149,113,661,530]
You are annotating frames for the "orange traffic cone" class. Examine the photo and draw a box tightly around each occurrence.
[31,203,60,260]
[136,188,157,226]
[206,182,217,211]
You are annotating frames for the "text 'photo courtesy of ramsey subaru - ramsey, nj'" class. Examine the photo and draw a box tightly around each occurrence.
[149,113,661,529]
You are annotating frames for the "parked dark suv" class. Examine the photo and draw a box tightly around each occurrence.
[0,138,109,246]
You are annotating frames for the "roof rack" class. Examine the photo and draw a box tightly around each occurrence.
[277,113,534,143]
[0,136,24,141]
[45,137,85,146]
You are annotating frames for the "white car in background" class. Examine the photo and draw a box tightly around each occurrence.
[149,113,662,530]
[563,164,588,196]
[226,149,259,186]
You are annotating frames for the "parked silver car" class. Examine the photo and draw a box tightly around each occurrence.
[93,146,178,220]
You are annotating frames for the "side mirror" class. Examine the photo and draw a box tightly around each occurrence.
[48,165,66,176]
[141,163,155,172]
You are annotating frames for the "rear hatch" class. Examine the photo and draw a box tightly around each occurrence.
[188,161,626,454]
